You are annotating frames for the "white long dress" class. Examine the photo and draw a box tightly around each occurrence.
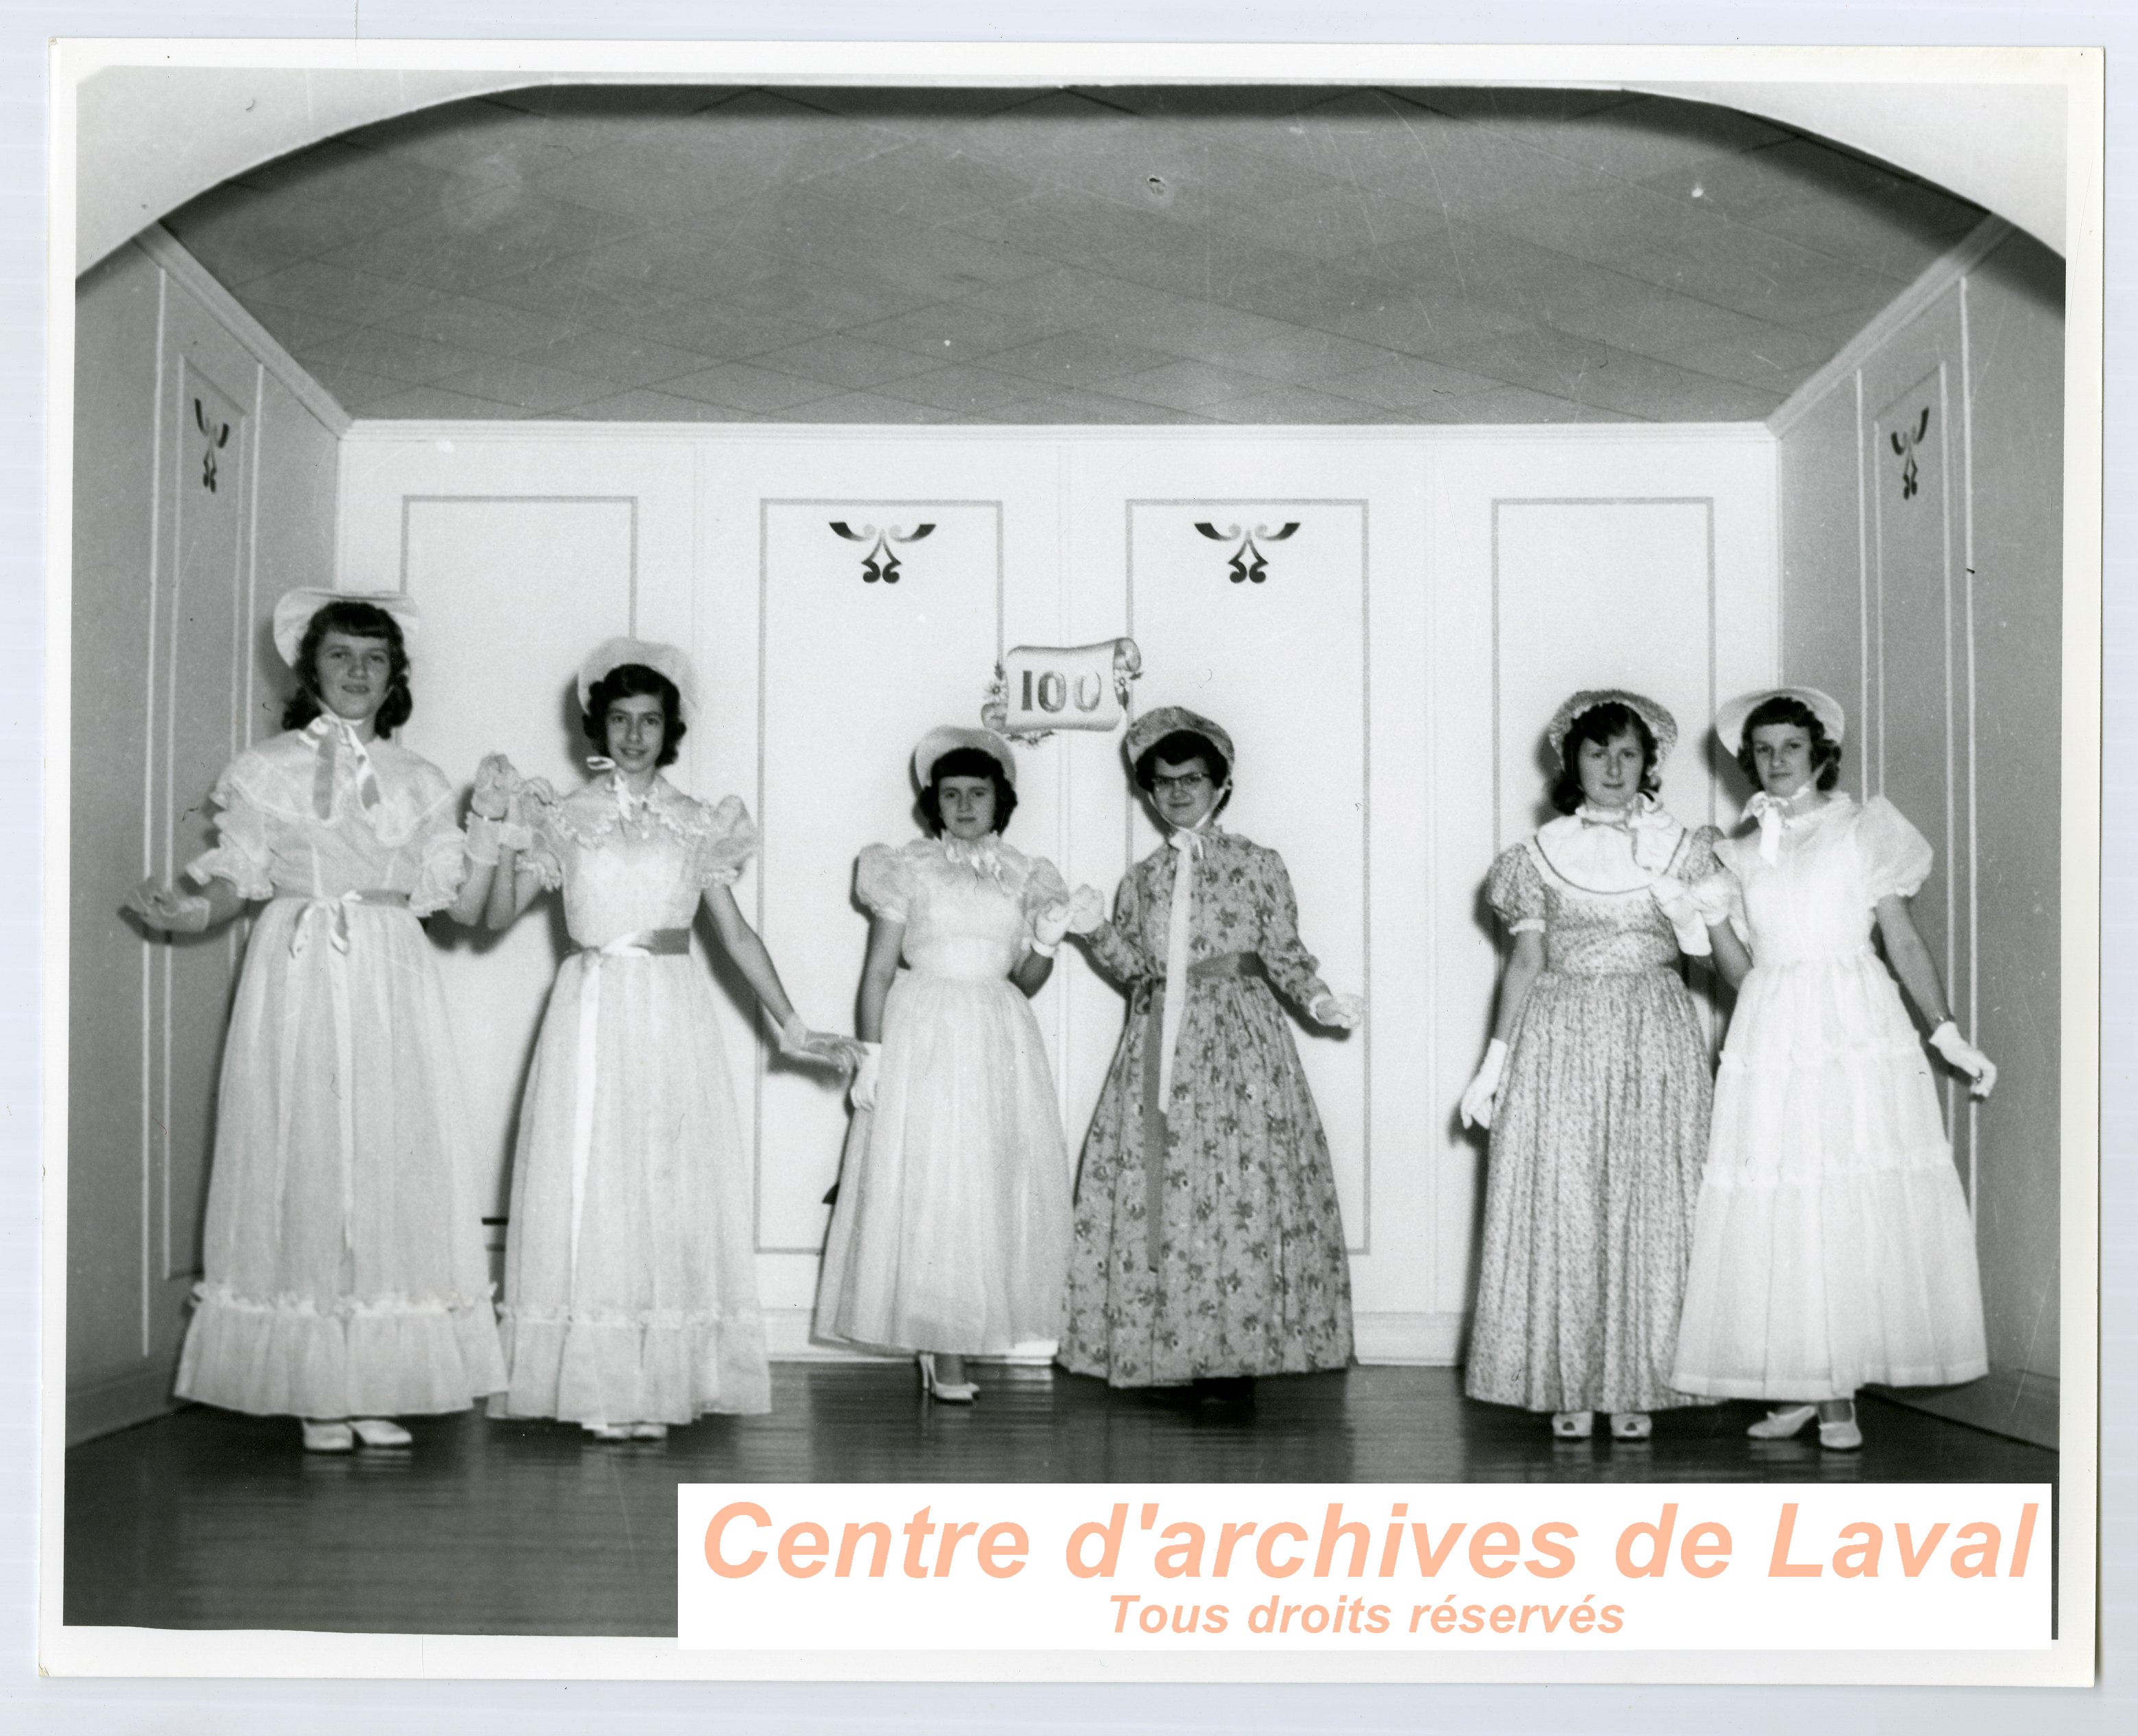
[813,836,1073,1355]
[492,774,769,1423]
[174,726,506,1419]
[1670,794,1989,1399]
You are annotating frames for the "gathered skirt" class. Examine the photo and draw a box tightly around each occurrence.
[492,950,768,1424]
[1465,965,1713,1414]
[814,970,1071,1354]
[1670,952,1988,1400]
[1059,975,1353,1386]
[175,900,506,1419]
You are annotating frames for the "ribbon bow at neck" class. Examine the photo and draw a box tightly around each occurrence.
[305,714,381,821]
[1575,795,1678,873]
[584,758,657,827]
[941,834,1013,890]
[1745,790,1818,865]
[1154,823,1215,1134]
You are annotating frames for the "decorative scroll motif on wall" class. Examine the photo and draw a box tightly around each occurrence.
[1195,519,1300,583]
[193,397,231,493]
[1890,407,1931,501]
[830,519,935,583]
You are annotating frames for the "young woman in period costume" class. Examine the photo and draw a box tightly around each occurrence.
[1668,688,1997,1450]
[813,727,1075,1403]
[482,639,854,1439]
[124,590,512,1453]
[1058,705,1365,1396]
[1458,690,1722,1442]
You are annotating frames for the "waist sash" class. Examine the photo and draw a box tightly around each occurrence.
[567,928,692,1282]
[1138,951,1267,1269]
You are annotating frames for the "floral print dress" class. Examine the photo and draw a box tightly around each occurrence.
[1059,828,1354,1386]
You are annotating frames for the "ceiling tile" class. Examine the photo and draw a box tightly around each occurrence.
[745,333,943,390]
[225,140,460,244]
[657,361,844,413]
[316,193,655,294]
[375,294,589,357]
[979,386,1220,425]
[1245,186,1454,263]
[238,261,447,325]
[162,185,324,288]
[235,305,357,357]
[305,363,420,413]
[425,355,618,414]
[1746,193,1982,280]
[772,390,960,425]
[595,301,836,362]
[1316,353,1506,408]
[546,387,727,421]
[502,328,711,389]
[1102,360,1293,413]
[978,329,1177,386]
[296,326,496,388]
[959,266,1184,329]
[1426,92,1789,185]
[1449,383,1635,422]
[1201,382,1395,423]
[867,364,1037,414]
[841,298,1081,363]
[355,382,530,419]
[1665,331,1835,395]
[1312,290,1538,357]
[795,141,1041,225]
[1432,325,1780,420]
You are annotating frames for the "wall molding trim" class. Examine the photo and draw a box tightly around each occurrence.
[1767,215,2015,438]
[342,417,1776,447]
[133,224,352,438]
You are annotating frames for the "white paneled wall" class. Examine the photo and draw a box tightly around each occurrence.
[336,423,1777,1361]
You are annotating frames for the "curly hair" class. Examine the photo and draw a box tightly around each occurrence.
[919,746,1018,835]
[281,600,413,737]
[1734,694,1842,792]
[1549,701,1661,815]
[581,664,687,768]
[1131,728,1234,818]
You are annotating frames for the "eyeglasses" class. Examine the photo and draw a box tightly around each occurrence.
[1151,772,1212,795]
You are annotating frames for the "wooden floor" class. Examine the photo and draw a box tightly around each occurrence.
[63,1363,2058,1637]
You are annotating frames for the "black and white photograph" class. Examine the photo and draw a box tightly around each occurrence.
[40,34,2099,1686]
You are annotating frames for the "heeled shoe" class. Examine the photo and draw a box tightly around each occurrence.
[917,1352,978,1404]
[1746,1404,1818,1440]
[1550,1410,1594,1439]
[1818,1403,1863,1451]
[629,1422,669,1441]
[301,1420,354,1453]
[582,1422,635,1442]
[350,1418,411,1448]
[1609,1411,1652,1442]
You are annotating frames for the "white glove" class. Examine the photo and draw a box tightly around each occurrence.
[1066,884,1107,935]
[1649,875,1712,959]
[125,878,212,934]
[469,753,518,821]
[1688,876,1735,925]
[1459,1039,1509,1130]
[1031,903,1071,954]
[1310,991,1366,1030]
[848,1042,882,1112]
[1928,1022,1998,1098]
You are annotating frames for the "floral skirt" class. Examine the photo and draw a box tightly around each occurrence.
[1464,965,1713,1414]
[1059,975,1353,1386]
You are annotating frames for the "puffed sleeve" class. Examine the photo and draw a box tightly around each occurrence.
[409,768,470,917]
[1484,843,1547,934]
[183,762,276,902]
[1080,863,1153,985]
[855,843,913,922]
[1858,795,1935,904]
[1256,847,1335,1011]
[695,795,759,891]
[1019,854,1070,935]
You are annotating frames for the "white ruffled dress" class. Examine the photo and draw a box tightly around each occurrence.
[1670,794,1990,1399]
[491,775,770,1423]
[813,837,1073,1356]
[174,728,506,1419]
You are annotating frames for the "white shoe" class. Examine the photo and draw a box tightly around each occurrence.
[1818,1404,1863,1451]
[1609,1411,1652,1442]
[629,1422,669,1441]
[1746,1404,1818,1440]
[351,1418,412,1448]
[582,1422,634,1442]
[301,1420,354,1453]
[918,1353,978,1403]
[1550,1410,1593,1439]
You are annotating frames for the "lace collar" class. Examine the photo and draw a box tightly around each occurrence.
[1531,796,1686,893]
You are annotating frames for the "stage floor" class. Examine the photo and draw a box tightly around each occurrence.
[62,1363,2059,1637]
